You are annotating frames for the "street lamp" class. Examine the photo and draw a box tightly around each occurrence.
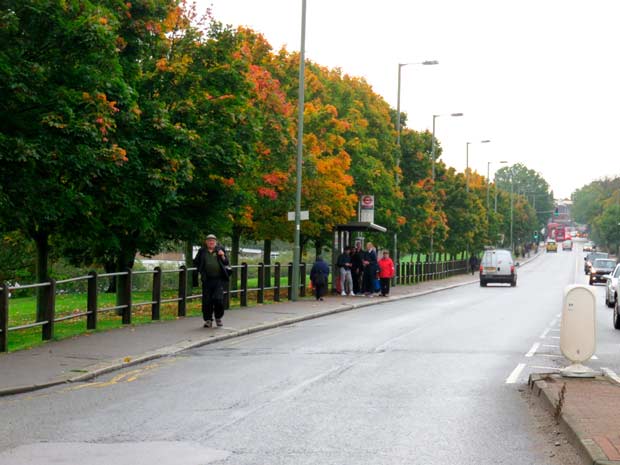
[291,0,307,301]
[396,60,439,147]
[431,112,463,181]
[430,112,463,258]
[492,160,509,213]
[466,140,491,193]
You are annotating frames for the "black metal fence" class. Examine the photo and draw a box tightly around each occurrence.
[0,257,467,352]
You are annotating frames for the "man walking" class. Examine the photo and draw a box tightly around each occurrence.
[193,234,230,328]
[336,246,354,296]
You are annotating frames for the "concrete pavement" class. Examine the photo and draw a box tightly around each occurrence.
[530,373,620,465]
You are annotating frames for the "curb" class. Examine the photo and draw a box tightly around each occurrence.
[1,251,541,397]
[529,374,620,465]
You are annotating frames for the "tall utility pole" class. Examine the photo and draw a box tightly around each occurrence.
[291,0,306,301]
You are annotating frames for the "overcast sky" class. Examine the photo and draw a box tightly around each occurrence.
[198,0,620,199]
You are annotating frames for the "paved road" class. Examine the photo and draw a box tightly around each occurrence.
[1,248,601,464]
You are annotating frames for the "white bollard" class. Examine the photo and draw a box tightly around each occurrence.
[560,285,597,377]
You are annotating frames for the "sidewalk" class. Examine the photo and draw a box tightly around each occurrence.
[530,373,620,465]
[0,272,480,396]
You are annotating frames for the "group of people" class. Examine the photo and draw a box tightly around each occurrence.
[310,241,395,301]
[192,234,397,329]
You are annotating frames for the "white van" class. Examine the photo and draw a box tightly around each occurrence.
[479,249,518,287]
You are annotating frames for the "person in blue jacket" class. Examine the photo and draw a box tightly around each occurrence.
[310,255,330,301]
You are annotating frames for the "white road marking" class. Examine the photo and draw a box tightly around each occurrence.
[525,342,540,357]
[549,319,558,327]
[540,328,551,339]
[551,336,560,339]
[506,363,526,384]
[542,344,560,348]
[536,353,563,358]
[550,329,560,332]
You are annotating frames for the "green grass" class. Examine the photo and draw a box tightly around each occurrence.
[4,277,305,353]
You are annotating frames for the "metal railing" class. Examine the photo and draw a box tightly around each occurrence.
[0,256,468,352]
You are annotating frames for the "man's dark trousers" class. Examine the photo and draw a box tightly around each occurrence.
[201,276,224,321]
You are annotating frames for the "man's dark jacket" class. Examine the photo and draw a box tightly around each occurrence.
[192,245,230,287]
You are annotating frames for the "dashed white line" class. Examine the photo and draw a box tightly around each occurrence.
[549,319,558,327]
[506,363,526,384]
[540,328,551,339]
[542,344,560,348]
[525,342,540,357]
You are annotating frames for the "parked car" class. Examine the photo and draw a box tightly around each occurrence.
[479,249,518,287]
[589,258,617,285]
[585,251,609,274]
[546,240,557,252]
[605,264,620,307]
[583,242,594,252]
[562,239,573,251]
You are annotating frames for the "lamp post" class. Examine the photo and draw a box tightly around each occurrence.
[466,140,491,193]
[492,160,509,213]
[430,112,463,258]
[291,0,307,301]
[396,60,439,147]
[431,113,463,181]
[510,170,514,253]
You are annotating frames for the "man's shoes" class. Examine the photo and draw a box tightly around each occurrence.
[341,291,346,296]
[349,292,355,296]
[319,297,324,301]
[203,320,212,328]
[215,319,223,327]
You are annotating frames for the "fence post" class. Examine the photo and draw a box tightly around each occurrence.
[42,279,56,341]
[257,262,265,304]
[299,262,306,297]
[241,262,248,307]
[178,265,187,317]
[0,282,8,352]
[287,262,293,300]
[121,269,132,325]
[152,267,162,321]
[274,262,281,302]
[87,272,98,330]
[224,277,231,310]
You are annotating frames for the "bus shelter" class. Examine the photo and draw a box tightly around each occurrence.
[331,221,387,291]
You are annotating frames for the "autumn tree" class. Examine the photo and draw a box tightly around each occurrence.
[0,0,132,318]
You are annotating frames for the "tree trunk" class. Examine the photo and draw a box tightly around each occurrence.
[115,247,136,311]
[263,239,272,288]
[104,261,116,293]
[315,242,322,260]
[34,230,49,322]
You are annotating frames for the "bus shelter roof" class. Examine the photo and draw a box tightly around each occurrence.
[335,222,387,233]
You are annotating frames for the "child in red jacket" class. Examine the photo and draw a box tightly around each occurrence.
[378,250,395,296]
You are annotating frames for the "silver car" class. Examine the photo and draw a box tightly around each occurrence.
[605,264,620,307]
